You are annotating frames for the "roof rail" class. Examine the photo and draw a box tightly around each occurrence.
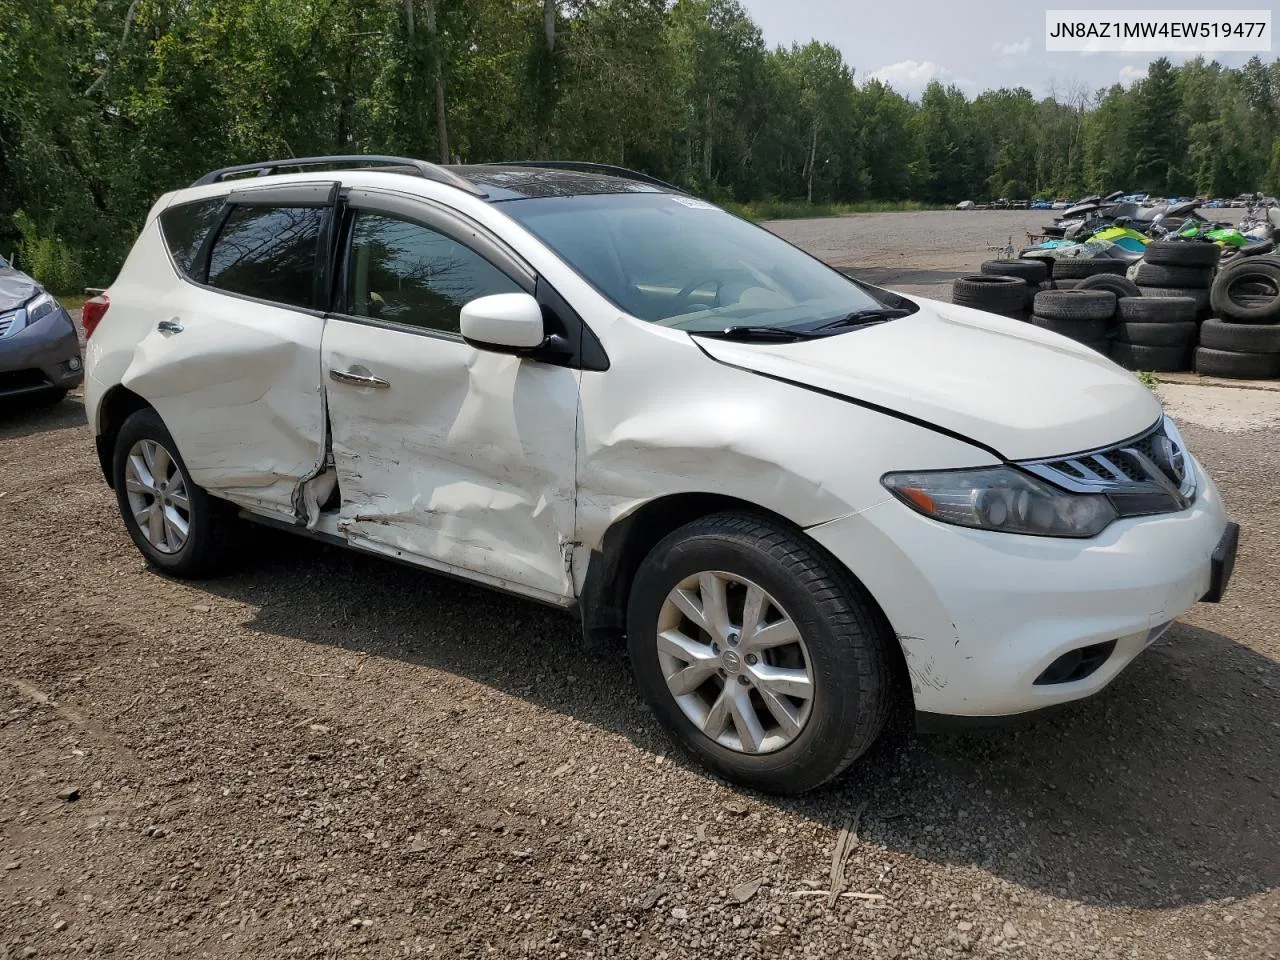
[500,160,684,193]
[190,155,485,196]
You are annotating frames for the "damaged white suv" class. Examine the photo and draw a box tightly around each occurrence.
[85,156,1237,793]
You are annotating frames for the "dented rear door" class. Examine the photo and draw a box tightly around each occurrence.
[321,190,579,604]
[122,183,337,520]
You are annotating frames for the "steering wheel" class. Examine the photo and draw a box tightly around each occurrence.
[674,276,723,309]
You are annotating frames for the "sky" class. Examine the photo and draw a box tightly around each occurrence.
[736,0,1265,100]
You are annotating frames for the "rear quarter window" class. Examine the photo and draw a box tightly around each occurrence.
[206,205,325,309]
[158,198,226,279]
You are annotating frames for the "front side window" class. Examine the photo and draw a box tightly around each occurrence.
[206,205,325,309]
[343,212,521,335]
[500,193,888,332]
[159,198,225,279]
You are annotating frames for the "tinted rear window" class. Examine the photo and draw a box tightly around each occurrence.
[159,198,225,279]
[206,205,324,309]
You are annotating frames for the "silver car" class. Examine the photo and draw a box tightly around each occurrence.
[0,256,83,405]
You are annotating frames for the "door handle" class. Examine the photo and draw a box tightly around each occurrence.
[329,368,390,389]
[157,319,183,334]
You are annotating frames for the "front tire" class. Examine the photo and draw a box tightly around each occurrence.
[112,408,238,577]
[626,512,895,794]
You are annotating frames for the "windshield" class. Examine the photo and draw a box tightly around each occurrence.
[500,193,886,332]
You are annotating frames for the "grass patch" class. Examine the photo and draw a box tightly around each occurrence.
[55,293,89,312]
[722,199,943,221]
[1136,370,1160,389]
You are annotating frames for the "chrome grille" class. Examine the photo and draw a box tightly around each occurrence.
[1020,418,1196,515]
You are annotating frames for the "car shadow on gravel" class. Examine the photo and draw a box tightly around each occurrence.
[197,526,1278,912]
[0,395,87,441]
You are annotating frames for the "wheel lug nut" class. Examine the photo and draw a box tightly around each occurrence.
[745,654,758,665]
[737,675,750,686]
[726,632,739,646]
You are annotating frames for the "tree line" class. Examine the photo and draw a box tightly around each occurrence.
[3,0,1279,291]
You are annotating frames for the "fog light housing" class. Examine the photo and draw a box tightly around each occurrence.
[67,356,82,372]
[1034,639,1117,685]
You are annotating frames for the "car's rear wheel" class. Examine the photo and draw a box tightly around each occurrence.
[112,408,238,577]
[626,512,895,794]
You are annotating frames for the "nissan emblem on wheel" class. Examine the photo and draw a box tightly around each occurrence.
[83,156,1237,793]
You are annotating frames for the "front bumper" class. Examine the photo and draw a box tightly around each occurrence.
[808,456,1231,717]
[0,307,83,397]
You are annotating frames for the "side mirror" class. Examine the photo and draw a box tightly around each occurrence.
[460,292,545,351]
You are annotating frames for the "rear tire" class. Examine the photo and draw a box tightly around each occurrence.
[112,408,239,578]
[626,512,894,794]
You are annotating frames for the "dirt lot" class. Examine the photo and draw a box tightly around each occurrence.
[2,212,1278,960]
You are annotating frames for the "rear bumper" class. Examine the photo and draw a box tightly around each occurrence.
[0,307,83,397]
[808,456,1230,717]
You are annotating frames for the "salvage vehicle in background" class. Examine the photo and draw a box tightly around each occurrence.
[83,156,1237,794]
[0,254,83,405]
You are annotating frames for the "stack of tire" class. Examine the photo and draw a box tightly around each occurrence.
[951,266,1038,319]
[977,258,1050,313]
[1111,295,1198,371]
[1043,257,1130,290]
[1195,256,1280,379]
[1029,289,1115,355]
[1133,241,1219,319]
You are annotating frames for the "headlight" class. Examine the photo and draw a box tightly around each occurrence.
[26,292,56,324]
[882,467,1118,538]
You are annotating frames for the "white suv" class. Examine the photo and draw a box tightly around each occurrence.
[84,156,1237,793]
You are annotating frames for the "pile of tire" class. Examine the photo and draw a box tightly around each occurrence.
[952,259,1046,319]
[1030,289,1115,355]
[977,258,1050,312]
[1111,295,1198,371]
[1195,256,1280,379]
[1132,241,1219,319]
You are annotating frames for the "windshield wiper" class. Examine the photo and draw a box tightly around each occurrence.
[808,307,913,332]
[690,325,826,342]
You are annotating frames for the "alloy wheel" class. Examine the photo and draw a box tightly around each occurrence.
[655,571,814,754]
[124,439,191,554]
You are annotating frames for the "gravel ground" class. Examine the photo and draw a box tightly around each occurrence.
[2,217,1278,960]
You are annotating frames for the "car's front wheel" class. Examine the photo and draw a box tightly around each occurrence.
[112,408,238,577]
[626,512,896,794]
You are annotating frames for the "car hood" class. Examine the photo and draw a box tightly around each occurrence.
[694,296,1162,461]
[0,268,39,312]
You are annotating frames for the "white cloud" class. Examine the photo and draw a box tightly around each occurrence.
[866,59,969,97]
[1119,64,1147,84]
[994,38,1031,57]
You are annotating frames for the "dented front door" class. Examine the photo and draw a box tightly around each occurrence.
[321,197,579,603]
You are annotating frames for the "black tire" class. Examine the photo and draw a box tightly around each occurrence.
[1194,347,1280,380]
[626,512,894,794]
[1050,258,1129,280]
[1075,273,1142,300]
[1052,278,1083,290]
[980,258,1049,285]
[1117,321,1198,347]
[1080,339,1111,356]
[1209,258,1280,323]
[1033,289,1116,321]
[1137,286,1211,314]
[1111,342,1191,372]
[1117,296,1198,323]
[1198,318,1280,354]
[112,407,239,578]
[951,274,1026,315]
[1142,240,1222,267]
[1133,262,1214,289]
[1031,314,1109,340]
